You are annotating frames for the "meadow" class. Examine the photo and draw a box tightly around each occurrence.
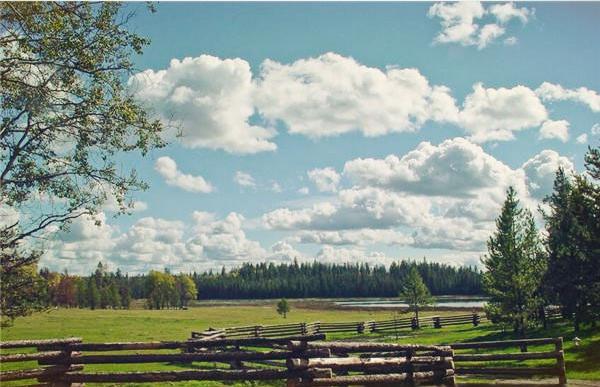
[1,302,599,385]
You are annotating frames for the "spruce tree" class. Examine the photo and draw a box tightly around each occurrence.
[482,187,546,336]
[399,266,432,328]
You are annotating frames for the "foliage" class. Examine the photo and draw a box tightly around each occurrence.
[0,1,163,323]
[543,146,600,331]
[196,260,482,299]
[276,298,290,318]
[482,187,546,336]
[399,266,433,327]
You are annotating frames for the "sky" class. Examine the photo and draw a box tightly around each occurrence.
[39,2,600,274]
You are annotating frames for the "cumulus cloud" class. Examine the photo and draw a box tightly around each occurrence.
[521,150,574,199]
[459,83,547,142]
[307,167,341,193]
[344,137,524,197]
[293,229,413,247]
[233,171,256,188]
[154,156,213,193]
[129,55,276,154]
[539,120,570,142]
[428,1,532,49]
[489,2,532,24]
[255,53,459,138]
[536,82,600,112]
[592,123,600,136]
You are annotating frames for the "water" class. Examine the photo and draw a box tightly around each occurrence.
[334,296,487,309]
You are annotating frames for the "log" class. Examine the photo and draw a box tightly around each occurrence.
[287,357,412,371]
[0,351,66,363]
[0,365,83,382]
[290,341,451,354]
[450,337,559,350]
[456,366,559,376]
[291,373,410,386]
[43,349,332,365]
[68,341,187,351]
[58,369,321,383]
[0,338,82,349]
[454,351,560,361]
[189,334,326,348]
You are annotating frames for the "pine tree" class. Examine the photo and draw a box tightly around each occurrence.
[483,187,546,336]
[399,266,432,328]
[277,298,290,318]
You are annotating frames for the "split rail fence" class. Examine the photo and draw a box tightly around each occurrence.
[192,313,485,339]
[0,335,567,386]
[0,335,454,386]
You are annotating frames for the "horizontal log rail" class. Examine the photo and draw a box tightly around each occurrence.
[450,337,560,349]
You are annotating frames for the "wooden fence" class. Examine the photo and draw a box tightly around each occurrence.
[450,337,567,385]
[193,313,486,339]
[0,335,454,386]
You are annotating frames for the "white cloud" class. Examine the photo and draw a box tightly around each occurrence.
[459,83,547,142]
[344,137,524,197]
[591,123,600,136]
[489,2,532,24]
[154,156,213,193]
[504,36,518,46]
[315,246,396,265]
[536,82,600,112]
[539,120,570,142]
[521,150,574,199]
[428,1,486,47]
[233,171,256,188]
[129,55,276,154]
[576,133,588,144]
[428,2,532,49]
[293,229,413,247]
[298,187,310,195]
[255,53,459,138]
[270,181,283,193]
[268,241,304,262]
[307,167,341,193]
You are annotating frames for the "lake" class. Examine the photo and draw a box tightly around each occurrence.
[334,296,487,309]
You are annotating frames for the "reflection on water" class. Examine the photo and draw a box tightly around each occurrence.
[334,296,487,309]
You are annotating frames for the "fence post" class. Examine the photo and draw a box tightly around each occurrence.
[472,313,480,327]
[357,322,365,334]
[254,325,261,338]
[301,322,307,335]
[555,337,567,385]
[411,317,419,330]
[37,339,81,387]
[433,316,442,329]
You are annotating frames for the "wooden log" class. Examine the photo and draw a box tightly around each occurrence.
[450,337,559,350]
[43,349,332,365]
[454,351,560,361]
[189,334,326,348]
[0,351,66,363]
[289,341,451,354]
[292,373,410,386]
[287,357,410,371]
[68,341,188,351]
[0,338,82,349]
[58,369,321,383]
[555,337,567,385]
[0,365,83,382]
[455,366,559,376]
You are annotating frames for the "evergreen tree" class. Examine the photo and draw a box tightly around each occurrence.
[88,279,100,310]
[483,187,546,336]
[399,266,432,328]
[277,298,290,318]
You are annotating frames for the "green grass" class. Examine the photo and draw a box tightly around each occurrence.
[1,304,599,386]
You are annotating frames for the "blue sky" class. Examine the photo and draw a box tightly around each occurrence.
[41,2,600,274]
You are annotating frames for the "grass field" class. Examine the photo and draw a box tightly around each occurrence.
[1,302,599,386]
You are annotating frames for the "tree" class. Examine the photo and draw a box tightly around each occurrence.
[277,298,290,319]
[175,274,197,308]
[483,187,546,336]
[399,266,432,328]
[544,150,600,331]
[0,2,164,324]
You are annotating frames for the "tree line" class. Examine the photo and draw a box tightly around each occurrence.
[195,260,482,299]
[483,146,600,334]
